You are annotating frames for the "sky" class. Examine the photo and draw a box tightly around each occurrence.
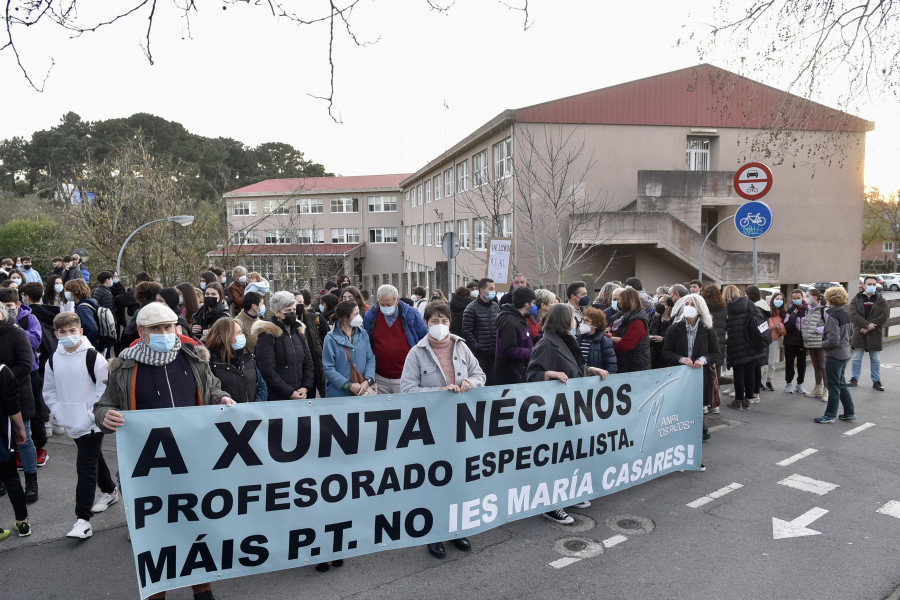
[1,0,897,191]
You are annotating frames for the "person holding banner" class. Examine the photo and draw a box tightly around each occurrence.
[253,291,315,401]
[322,300,376,397]
[400,301,484,558]
[662,294,721,443]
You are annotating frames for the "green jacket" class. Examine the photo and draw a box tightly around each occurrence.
[93,343,228,433]
[847,291,888,352]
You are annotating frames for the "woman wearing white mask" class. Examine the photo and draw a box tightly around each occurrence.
[662,293,721,443]
[321,300,376,397]
[400,301,485,560]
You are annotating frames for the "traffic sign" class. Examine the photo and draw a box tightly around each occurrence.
[441,231,460,259]
[733,162,773,201]
[734,200,773,238]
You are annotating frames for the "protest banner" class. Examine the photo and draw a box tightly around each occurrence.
[486,237,513,283]
[117,366,703,598]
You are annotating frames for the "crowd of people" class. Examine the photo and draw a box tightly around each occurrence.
[0,255,881,599]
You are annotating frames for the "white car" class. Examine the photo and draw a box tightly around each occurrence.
[881,274,900,291]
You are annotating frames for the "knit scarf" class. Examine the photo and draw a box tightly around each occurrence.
[119,338,183,366]
[428,335,456,386]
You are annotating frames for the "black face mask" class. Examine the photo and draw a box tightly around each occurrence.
[204,297,219,308]
[282,312,297,326]
[655,304,666,314]
[22,265,31,270]
[665,297,674,308]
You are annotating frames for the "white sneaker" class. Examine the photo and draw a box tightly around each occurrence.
[66,519,92,539]
[795,384,807,395]
[572,500,591,508]
[91,488,119,513]
[784,383,793,394]
[750,396,760,404]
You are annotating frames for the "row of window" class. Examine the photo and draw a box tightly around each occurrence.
[232,195,398,216]
[403,215,512,251]
[403,137,513,208]
[233,227,398,245]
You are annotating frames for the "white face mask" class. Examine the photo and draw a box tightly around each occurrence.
[410,295,418,302]
[350,315,364,328]
[239,275,247,284]
[470,290,478,299]
[682,305,698,319]
[578,323,592,335]
[429,323,449,340]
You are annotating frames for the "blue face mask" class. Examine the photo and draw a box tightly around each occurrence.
[487,291,496,300]
[59,335,81,349]
[319,304,325,313]
[112,278,120,285]
[381,304,396,316]
[611,300,618,312]
[147,332,177,353]
[579,295,590,307]
[773,299,784,308]
[200,282,207,290]
[231,334,247,351]
[530,303,538,316]
[793,298,802,306]
[570,326,577,336]
[54,283,64,294]
[64,291,73,302]
[258,304,266,317]
[866,285,876,295]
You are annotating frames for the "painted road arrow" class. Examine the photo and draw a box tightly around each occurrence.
[772,507,828,540]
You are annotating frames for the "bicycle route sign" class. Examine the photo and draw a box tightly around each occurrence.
[734,200,773,238]
[733,162,773,201]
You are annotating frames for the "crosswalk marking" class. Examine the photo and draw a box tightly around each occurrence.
[876,500,900,519]
[778,474,838,496]
[686,482,744,508]
[776,448,818,466]
[602,535,628,548]
[843,422,875,437]
[549,557,581,569]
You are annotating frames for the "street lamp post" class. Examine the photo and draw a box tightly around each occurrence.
[115,215,195,278]
[698,214,736,284]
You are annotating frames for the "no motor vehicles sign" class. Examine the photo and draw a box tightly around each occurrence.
[733,162,773,201]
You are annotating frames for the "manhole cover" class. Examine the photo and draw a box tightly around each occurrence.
[606,514,655,535]
[552,537,604,559]
[544,512,597,533]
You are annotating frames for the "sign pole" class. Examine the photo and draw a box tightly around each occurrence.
[753,238,758,286]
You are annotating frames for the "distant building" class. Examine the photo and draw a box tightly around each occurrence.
[213,174,408,293]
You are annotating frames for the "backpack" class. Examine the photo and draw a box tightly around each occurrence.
[745,303,771,351]
[87,304,118,349]
[20,315,58,367]
[48,348,100,384]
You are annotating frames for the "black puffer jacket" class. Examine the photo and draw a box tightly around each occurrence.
[209,348,259,404]
[449,292,473,336]
[193,301,231,333]
[0,320,36,420]
[725,296,767,367]
[253,318,315,400]
[462,297,499,357]
[91,284,115,311]
[648,310,673,369]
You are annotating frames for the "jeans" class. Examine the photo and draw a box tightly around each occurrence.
[851,348,881,382]
[15,418,37,475]
[824,356,855,419]
[74,432,116,521]
[784,345,806,384]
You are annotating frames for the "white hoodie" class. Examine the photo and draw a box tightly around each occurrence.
[42,337,108,439]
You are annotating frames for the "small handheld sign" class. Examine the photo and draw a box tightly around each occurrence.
[734,201,773,239]
[733,162,773,201]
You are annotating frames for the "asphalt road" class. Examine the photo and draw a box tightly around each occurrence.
[2,344,899,600]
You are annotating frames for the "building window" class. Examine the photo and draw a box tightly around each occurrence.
[493,137,513,180]
[425,223,432,246]
[884,241,895,252]
[330,197,359,213]
[445,220,453,233]
[369,227,398,243]
[405,226,411,239]
[404,190,411,207]
[457,161,469,192]
[456,219,470,249]
[434,222,442,246]
[331,228,360,243]
[474,218,488,250]
[686,137,711,171]
[444,168,453,196]
[500,213,513,238]
[297,198,323,214]
[232,201,256,216]
[264,199,290,215]
[412,225,418,245]
[233,229,258,245]
[425,183,432,204]
[367,195,397,212]
[417,224,423,245]
[297,228,324,244]
[434,175,442,200]
[473,150,488,187]
[414,184,422,207]
[265,230,290,245]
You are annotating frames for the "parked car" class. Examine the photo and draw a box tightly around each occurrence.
[759,287,781,300]
[859,274,886,291]
[881,274,900,291]
[810,282,840,292]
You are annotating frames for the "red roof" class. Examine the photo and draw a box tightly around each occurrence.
[208,243,363,257]
[515,64,873,132]
[225,174,410,196]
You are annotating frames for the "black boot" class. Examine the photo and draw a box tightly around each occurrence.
[24,472,38,504]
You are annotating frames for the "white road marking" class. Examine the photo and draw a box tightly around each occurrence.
[772,507,828,539]
[843,422,876,436]
[876,500,900,519]
[549,557,581,569]
[602,535,628,548]
[776,448,818,466]
[686,482,744,508]
[778,474,838,496]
